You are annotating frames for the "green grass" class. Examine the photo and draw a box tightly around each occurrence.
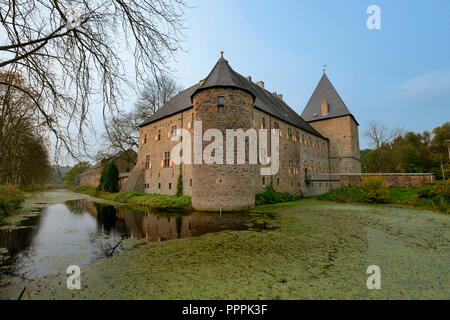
[317,183,449,214]
[0,185,24,218]
[1,200,449,299]
[255,185,302,205]
[73,186,192,211]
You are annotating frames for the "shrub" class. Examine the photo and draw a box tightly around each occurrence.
[100,161,119,193]
[359,176,390,203]
[176,167,183,197]
[0,185,25,217]
[255,185,302,205]
[417,181,449,213]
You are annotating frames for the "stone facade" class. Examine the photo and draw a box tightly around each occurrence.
[79,150,136,189]
[308,115,361,175]
[137,86,333,211]
[135,56,361,211]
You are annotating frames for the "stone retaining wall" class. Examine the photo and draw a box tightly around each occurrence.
[309,173,435,188]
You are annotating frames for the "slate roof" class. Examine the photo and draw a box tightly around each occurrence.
[301,73,358,125]
[139,56,325,138]
[190,55,256,101]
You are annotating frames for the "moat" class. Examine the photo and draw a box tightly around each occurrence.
[0,190,261,281]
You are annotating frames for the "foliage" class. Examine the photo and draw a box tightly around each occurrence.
[100,161,119,193]
[176,167,183,197]
[417,181,449,214]
[362,121,449,179]
[359,176,390,203]
[0,184,24,217]
[74,186,191,211]
[255,184,302,205]
[63,162,91,185]
[318,182,449,214]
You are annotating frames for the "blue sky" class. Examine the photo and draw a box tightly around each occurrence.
[159,0,450,149]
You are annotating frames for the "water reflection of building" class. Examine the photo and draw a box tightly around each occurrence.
[65,199,251,242]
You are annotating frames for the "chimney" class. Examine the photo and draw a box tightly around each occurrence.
[277,94,283,100]
[256,81,264,89]
[321,99,328,115]
[246,76,252,82]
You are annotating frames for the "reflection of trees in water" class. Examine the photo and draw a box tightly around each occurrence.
[64,200,85,214]
[94,204,117,233]
[0,210,44,279]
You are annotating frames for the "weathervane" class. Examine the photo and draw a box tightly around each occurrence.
[221,50,224,58]
[323,65,327,73]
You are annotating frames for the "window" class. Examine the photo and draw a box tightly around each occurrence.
[126,167,130,173]
[274,122,279,129]
[189,179,192,187]
[171,125,177,137]
[145,155,150,170]
[277,178,280,186]
[169,183,172,190]
[164,151,171,168]
[262,117,266,129]
[158,183,161,189]
[157,129,161,141]
[218,96,224,113]
[262,177,265,185]
[288,128,292,136]
[144,133,147,144]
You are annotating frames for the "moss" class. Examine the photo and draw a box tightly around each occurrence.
[1,200,448,300]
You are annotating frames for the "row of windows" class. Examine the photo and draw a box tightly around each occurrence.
[144,179,194,190]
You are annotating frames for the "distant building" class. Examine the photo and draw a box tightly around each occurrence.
[130,54,360,211]
[79,149,137,190]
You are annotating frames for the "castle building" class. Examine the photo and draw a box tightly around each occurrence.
[129,54,360,211]
[79,149,137,190]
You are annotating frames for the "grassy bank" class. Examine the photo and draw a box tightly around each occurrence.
[255,185,303,205]
[73,186,192,211]
[1,200,449,299]
[0,185,24,218]
[317,181,449,214]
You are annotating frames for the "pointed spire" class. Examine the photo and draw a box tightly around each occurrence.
[301,72,358,125]
[190,54,255,101]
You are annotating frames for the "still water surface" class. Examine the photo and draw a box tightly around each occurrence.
[0,199,257,280]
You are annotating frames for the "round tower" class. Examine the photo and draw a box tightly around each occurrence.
[190,54,256,211]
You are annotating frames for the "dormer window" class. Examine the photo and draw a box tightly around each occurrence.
[218,96,224,113]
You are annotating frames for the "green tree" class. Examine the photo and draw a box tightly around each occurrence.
[100,161,119,193]
[64,162,91,185]
[176,167,183,197]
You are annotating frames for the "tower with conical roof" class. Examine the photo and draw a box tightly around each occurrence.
[190,52,257,211]
[301,72,361,174]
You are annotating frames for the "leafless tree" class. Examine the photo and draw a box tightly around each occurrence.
[365,121,401,172]
[102,75,181,154]
[0,72,51,185]
[0,0,187,160]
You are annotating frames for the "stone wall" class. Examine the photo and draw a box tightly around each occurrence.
[309,173,435,188]
[308,115,361,174]
[191,88,256,211]
[252,108,331,197]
